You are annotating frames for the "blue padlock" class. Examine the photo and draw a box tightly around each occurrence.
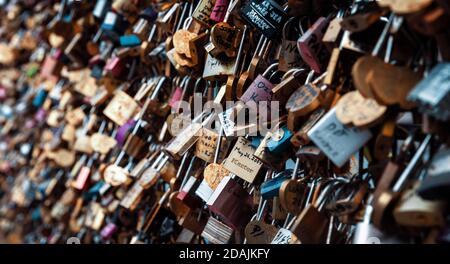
[260,171,291,200]
[32,88,49,108]
[84,181,105,200]
[119,34,142,47]
[31,207,41,221]
[267,125,293,154]
[250,137,262,149]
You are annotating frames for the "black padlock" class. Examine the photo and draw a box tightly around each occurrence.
[240,0,288,39]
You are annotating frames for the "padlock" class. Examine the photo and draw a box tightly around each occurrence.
[90,121,117,155]
[100,222,118,241]
[223,137,264,183]
[290,180,342,244]
[139,153,169,189]
[285,72,327,131]
[104,56,127,78]
[261,171,290,200]
[176,160,203,209]
[290,108,326,147]
[353,202,406,244]
[192,0,218,27]
[72,153,99,191]
[201,217,234,244]
[176,228,197,244]
[408,63,450,122]
[307,108,372,168]
[279,160,309,215]
[210,0,230,23]
[340,1,383,33]
[225,25,249,101]
[240,0,288,39]
[253,131,282,169]
[195,128,227,163]
[279,18,304,72]
[119,35,142,48]
[178,208,208,235]
[103,147,139,187]
[64,33,90,67]
[352,14,422,109]
[172,18,208,68]
[202,48,237,81]
[406,3,450,36]
[103,84,139,126]
[165,112,215,160]
[372,134,432,231]
[377,0,433,15]
[335,90,387,129]
[101,10,129,40]
[327,176,369,217]
[393,182,446,228]
[272,69,307,108]
[205,0,241,58]
[240,63,279,117]
[297,17,330,74]
[267,125,293,154]
[322,11,345,50]
[236,35,272,98]
[120,181,144,211]
[271,228,299,244]
[245,202,278,244]
[207,176,253,229]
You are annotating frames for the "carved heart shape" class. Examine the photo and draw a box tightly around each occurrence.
[335,90,387,128]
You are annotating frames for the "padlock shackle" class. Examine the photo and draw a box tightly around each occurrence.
[155,155,169,171]
[282,17,296,40]
[392,134,432,192]
[224,0,239,23]
[372,13,395,57]
[150,76,167,100]
[180,156,197,189]
[315,179,347,210]
[213,124,224,164]
[151,152,165,169]
[262,62,279,78]
[175,151,191,180]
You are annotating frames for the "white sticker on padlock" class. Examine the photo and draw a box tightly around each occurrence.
[307,108,372,167]
[218,108,236,137]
